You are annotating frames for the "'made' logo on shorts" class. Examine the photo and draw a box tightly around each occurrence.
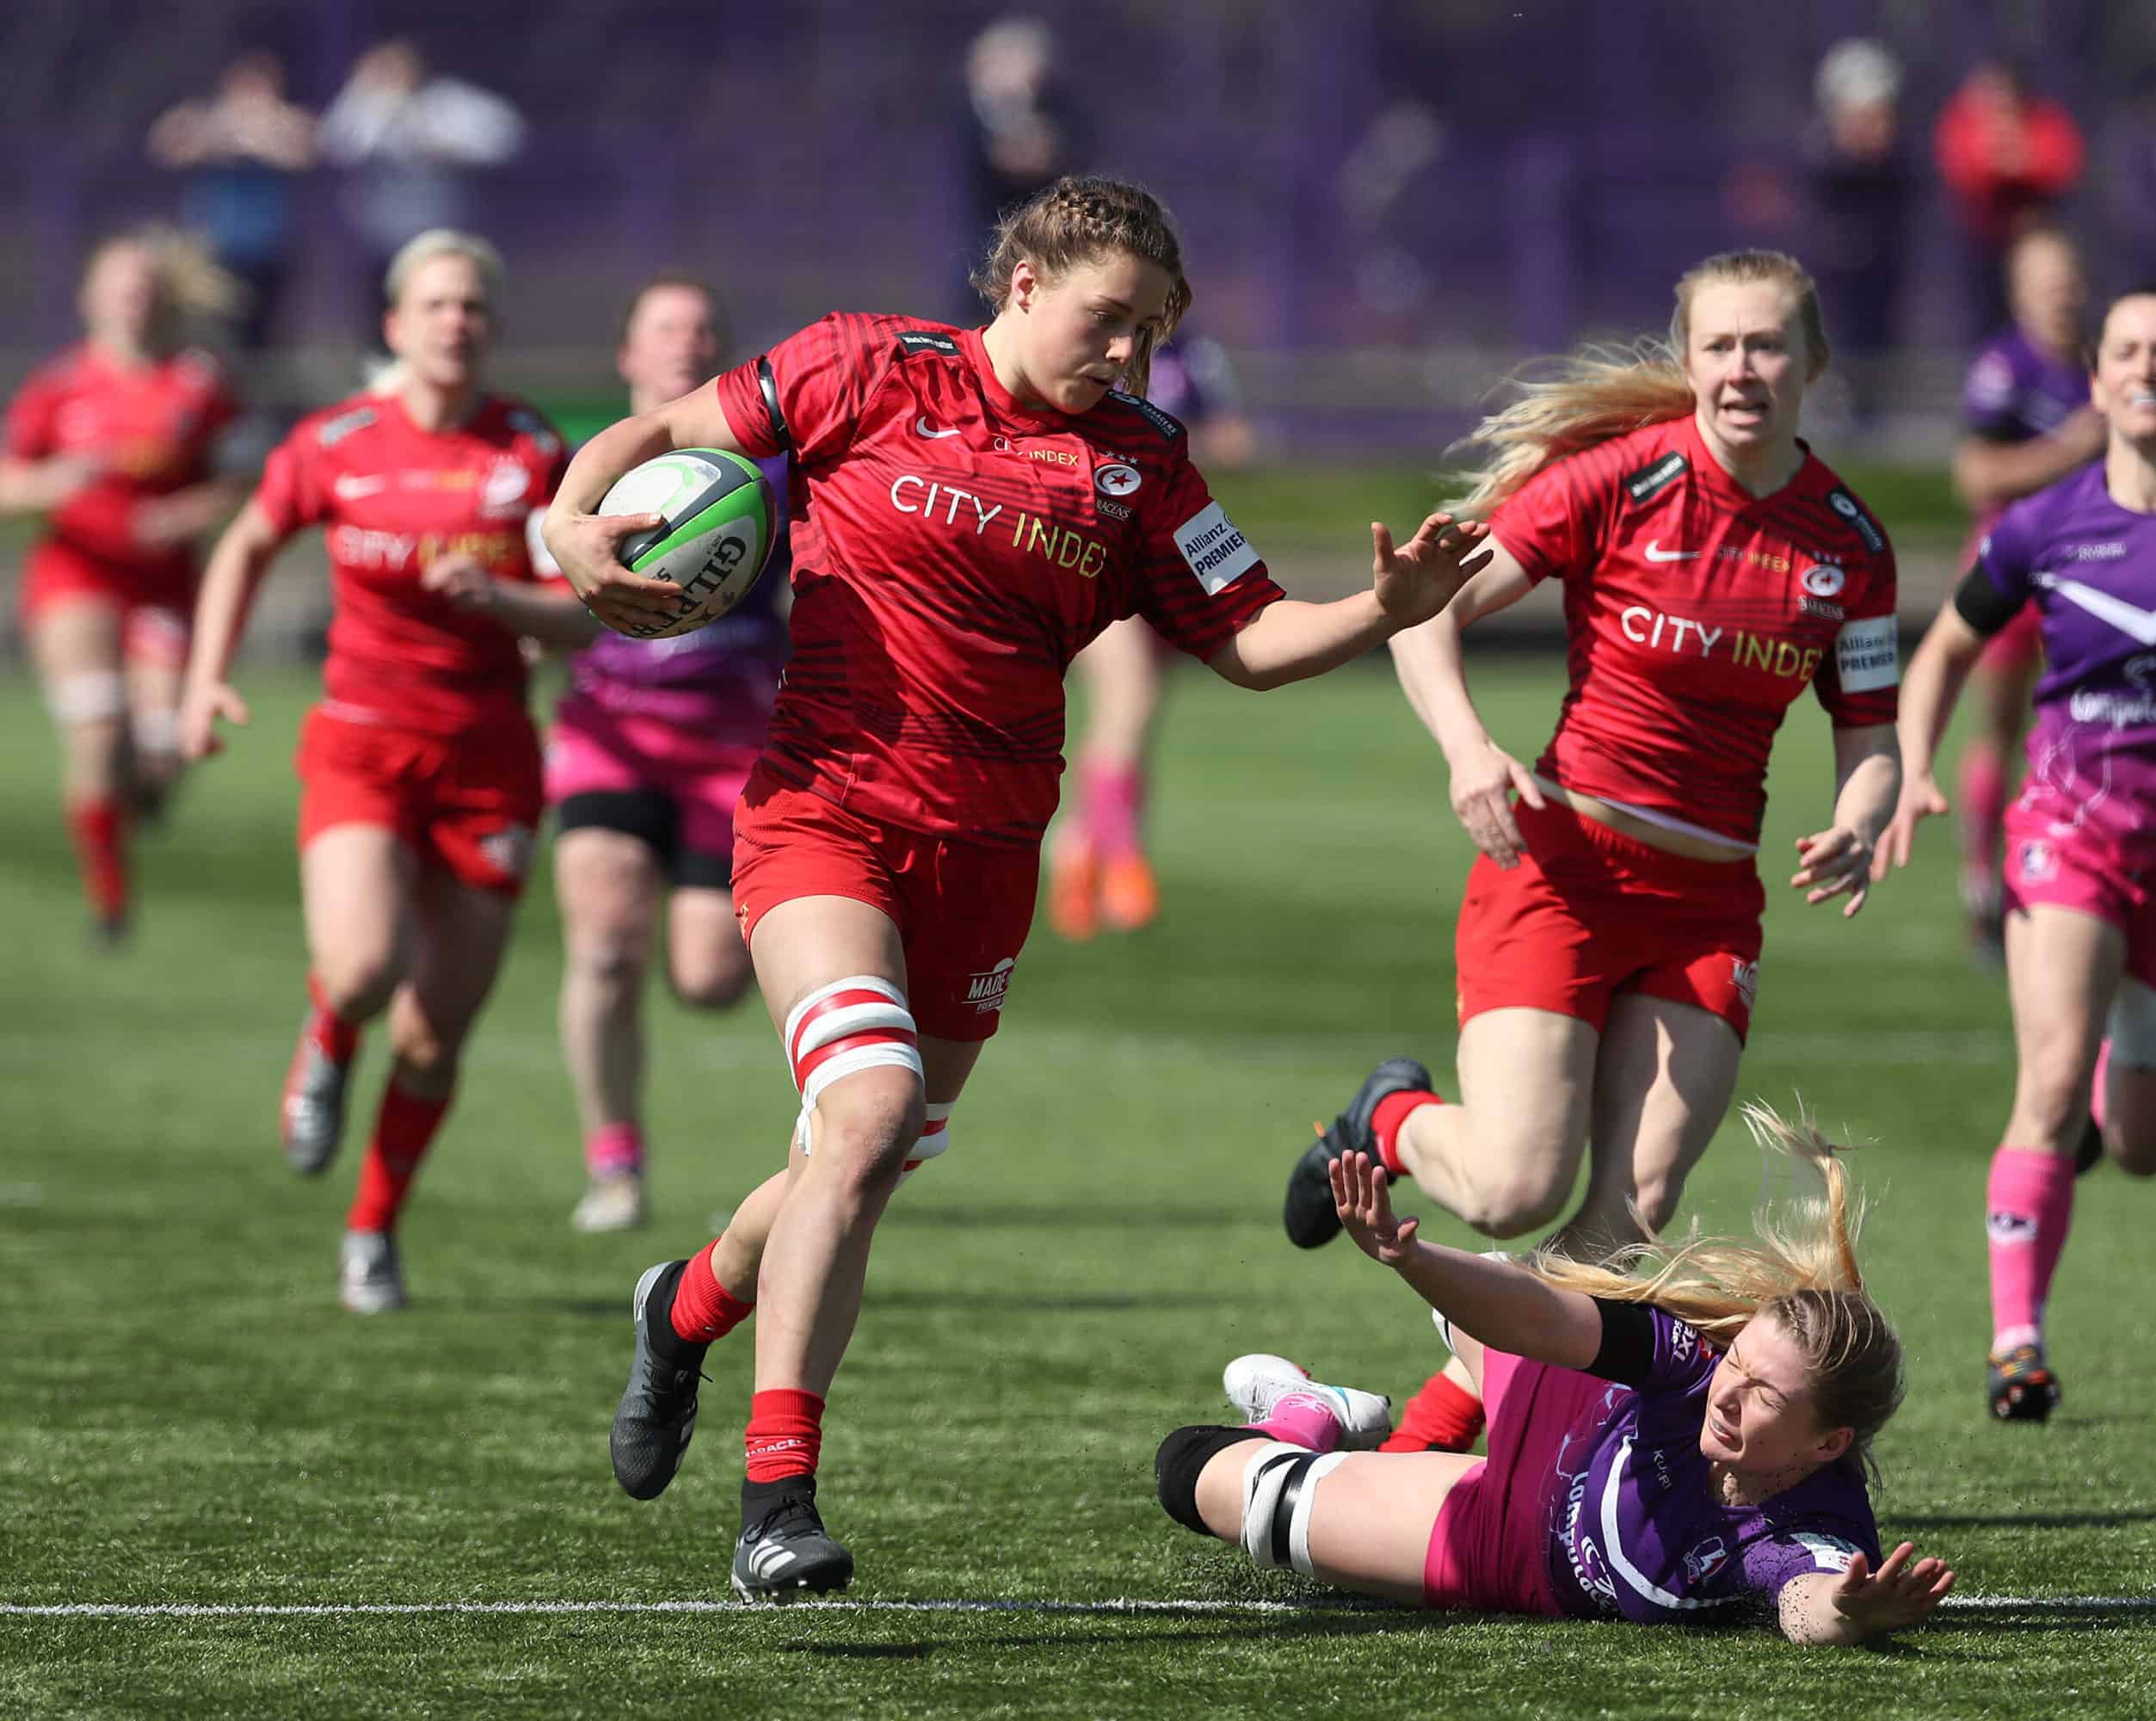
[964,957,1016,1014]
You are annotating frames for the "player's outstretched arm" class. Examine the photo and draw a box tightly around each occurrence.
[1790,724,1898,917]
[1205,512,1490,691]
[1329,1151,1604,1370]
[1390,542,1547,868]
[1872,601,1988,879]
[179,497,289,760]
[418,552,601,648]
[1777,1544,1956,1644]
[542,384,748,636]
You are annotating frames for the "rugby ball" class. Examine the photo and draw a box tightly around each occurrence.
[598,447,775,638]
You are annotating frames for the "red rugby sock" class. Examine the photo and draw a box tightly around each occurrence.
[1371,1089,1439,1177]
[744,1388,825,1484]
[305,972,361,1064]
[669,1241,755,1345]
[345,1081,451,1234]
[1986,1144,2074,1351]
[67,797,128,923]
[1381,1371,1486,1453]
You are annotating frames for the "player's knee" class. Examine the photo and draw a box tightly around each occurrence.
[811,1073,927,1186]
[668,953,752,1012]
[317,955,400,1022]
[1452,1169,1571,1239]
[1234,1441,1350,1575]
[1629,1166,1690,1236]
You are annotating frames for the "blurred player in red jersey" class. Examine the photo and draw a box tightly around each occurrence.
[1047,334,1256,938]
[1,230,246,944]
[178,230,594,1314]
[1282,250,1901,1456]
[1948,227,2104,962]
[548,276,789,1233]
[544,176,1488,1599]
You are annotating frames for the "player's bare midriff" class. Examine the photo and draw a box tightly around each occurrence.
[1539,780,1757,864]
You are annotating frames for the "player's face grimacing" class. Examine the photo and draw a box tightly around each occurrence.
[1008,250,1175,413]
[1683,281,1812,459]
[1698,1313,1848,1478]
[385,254,494,392]
[618,285,723,408]
[2092,293,2156,448]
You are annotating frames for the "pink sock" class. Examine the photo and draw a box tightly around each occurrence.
[1986,1145,2076,1350]
[1081,759,1145,860]
[586,1121,644,1179]
[1958,744,2008,875]
[1247,1390,1344,1453]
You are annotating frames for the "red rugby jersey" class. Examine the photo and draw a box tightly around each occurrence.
[1491,415,1898,846]
[255,392,568,736]
[714,313,1283,847]
[5,343,238,590]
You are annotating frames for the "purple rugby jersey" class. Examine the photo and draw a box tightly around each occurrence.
[563,453,792,733]
[1978,463,2156,864]
[1546,1309,1882,1624]
[1964,326,2088,447]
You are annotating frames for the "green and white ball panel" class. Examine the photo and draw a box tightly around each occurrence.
[596,447,775,639]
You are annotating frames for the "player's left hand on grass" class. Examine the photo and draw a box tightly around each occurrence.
[420,552,501,612]
[1791,824,1875,917]
[1371,511,1492,628]
[1329,1150,1420,1267]
[1827,1542,1956,1636]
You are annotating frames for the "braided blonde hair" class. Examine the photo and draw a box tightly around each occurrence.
[1451,250,1831,519]
[971,175,1192,399]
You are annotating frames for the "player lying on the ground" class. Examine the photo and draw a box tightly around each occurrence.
[1156,1116,1955,1644]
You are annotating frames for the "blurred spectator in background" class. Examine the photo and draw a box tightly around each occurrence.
[1949,225,2104,964]
[959,15,1085,308]
[1935,59,2085,342]
[2101,71,2156,286]
[146,52,316,354]
[1803,40,1909,427]
[320,39,525,347]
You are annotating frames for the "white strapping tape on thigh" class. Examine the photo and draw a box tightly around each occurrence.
[2110,979,2156,1068]
[1431,1307,1457,1352]
[1239,1441,1349,1576]
[784,975,924,1110]
[132,706,182,756]
[894,1101,955,1187]
[46,670,127,725]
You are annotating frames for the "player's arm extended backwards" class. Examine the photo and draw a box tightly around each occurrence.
[1873,598,1991,876]
[1204,512,1492,690]
[1792,723,1898,916]
[1387,536,1548,867]
[179,497,292,758]
[542,386,748,634]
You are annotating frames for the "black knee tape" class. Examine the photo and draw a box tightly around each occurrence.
[1155,1424,1266,1536]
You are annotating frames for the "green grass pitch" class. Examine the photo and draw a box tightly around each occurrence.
[3,659,2153,1718]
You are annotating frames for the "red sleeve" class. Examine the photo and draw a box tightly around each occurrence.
[254,423,324,534]
[1129,447,1284,659]
[1488,451,1608,585]
[712,312,897,465]
[1813,545,1899,727]
[4,371,59,461]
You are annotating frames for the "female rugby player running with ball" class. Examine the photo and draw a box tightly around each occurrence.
[545,176,1488,1601]
[547,275,790,1233]
[1879,285,2156,1422]
[2,230,245,945]
[1282,250,1900,1455]
[181,231,593,1312]
[1161,1118,1953,1643]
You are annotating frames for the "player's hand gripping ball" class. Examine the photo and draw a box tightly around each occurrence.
[596,448,776,638]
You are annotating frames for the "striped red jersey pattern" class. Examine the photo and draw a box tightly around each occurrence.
[714,313,1283,848]
[1491,415,1899,845]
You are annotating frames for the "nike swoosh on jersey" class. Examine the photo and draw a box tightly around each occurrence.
[1642,540,1700,562]
[913,415,961,440]
[2045,576,2156,646]
[334,474,388,499]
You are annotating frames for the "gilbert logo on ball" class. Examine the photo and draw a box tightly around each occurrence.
[599,448,776,638]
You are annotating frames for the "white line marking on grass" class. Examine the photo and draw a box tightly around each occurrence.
[4,1595,2150,1620]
